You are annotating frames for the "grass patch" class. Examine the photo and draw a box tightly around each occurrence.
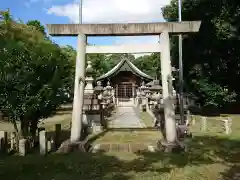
[38,104,72,132]
[0,134,239,180]
[0,104,72,133]
[1,112,240,180]
[0,121,16,132]
[39,116,71,132]
[140,111,155,127]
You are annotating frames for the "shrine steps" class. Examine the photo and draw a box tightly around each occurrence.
[106,127,159,132]
[90,143,157,153]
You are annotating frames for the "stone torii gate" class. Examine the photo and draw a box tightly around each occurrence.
[46,21,201,147]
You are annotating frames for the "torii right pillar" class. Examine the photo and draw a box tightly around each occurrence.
[160,31,177,150]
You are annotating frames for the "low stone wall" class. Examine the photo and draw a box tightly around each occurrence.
[0,124,70,156]
[187,114,233,135]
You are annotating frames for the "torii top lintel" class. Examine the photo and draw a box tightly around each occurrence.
[46,21,201,36]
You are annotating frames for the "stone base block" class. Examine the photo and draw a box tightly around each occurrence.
[157,140,186,153]
[56,139,90,153]
[19,139,27,156]
[93,126,103,133]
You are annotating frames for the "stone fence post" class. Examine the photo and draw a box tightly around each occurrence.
[0,131,7,153]
[221,117,232,135]
[54,124,61,148]
[10,132,17,150]
[19,139,27,156]
[191,115,196,125]
[201,116,207,132]
[185,110,190,126]
[39,130,47,155]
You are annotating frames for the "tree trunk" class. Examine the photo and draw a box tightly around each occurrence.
[12,119,20,152]
[30,119,38,145]
[20,119,29,138]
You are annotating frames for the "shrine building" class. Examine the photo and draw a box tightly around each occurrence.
[96,58,154,106]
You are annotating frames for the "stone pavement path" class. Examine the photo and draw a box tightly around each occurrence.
[109,106,145,128]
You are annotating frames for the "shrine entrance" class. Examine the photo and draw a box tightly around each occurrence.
[47,18,202,142]
[116,82,135,106]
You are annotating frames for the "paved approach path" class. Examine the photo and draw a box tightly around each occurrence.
[109,106,145,128]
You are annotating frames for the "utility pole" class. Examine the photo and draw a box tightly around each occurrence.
[79,0,83,24]
[178,0,184,124]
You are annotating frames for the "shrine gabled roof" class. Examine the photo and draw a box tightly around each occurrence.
[96,59,154,81]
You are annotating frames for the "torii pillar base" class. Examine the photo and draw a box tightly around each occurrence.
[156,140,186,153]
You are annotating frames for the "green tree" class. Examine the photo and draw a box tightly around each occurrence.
[87,54,110,78]
[0,9,12,24]
[60,45,76,101]
[162,0,239,110]
[133,53,161,79]
[26,20,45,34]
[0,13,73,138]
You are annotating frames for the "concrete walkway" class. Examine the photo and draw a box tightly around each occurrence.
[109,106,145,128]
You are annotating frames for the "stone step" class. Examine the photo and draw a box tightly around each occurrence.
[107,127,159,132]
[91,143,157,153]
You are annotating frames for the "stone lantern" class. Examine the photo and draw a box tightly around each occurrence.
[105,81,113,92]
[94,81,104,99]
[139,81,147,93]
[136,88,141,106]
[102,87,112,106]
[139,81,149,111]
[148,80,162,107]
[145,88,152,98]
[102,82,114,108]
[83,61,96,114]
[84,61,94,94]
[105,81,113,100]
[82,61,99,136]
[105,81,115,105]
[148,80,164,130]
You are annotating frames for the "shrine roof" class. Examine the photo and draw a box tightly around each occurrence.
[96,59,154,81]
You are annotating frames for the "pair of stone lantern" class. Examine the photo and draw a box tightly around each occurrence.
[94,81,113,109]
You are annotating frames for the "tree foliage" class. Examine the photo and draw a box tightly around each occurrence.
[2,0,239,138]
[162,0,240,110]
[26,20,45,34]
[132,53,161,79]
[0,10,73,137]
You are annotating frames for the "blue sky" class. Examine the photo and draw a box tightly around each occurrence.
[1,0,170,50]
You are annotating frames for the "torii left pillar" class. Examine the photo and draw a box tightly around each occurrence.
[70,34,86,142]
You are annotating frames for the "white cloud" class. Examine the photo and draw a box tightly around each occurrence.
[115,36,159,45]
[47,0,171,57]
[115,35,159,58]
[47,0,171,23]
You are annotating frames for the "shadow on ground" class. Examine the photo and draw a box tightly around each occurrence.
[0,135,239,180]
